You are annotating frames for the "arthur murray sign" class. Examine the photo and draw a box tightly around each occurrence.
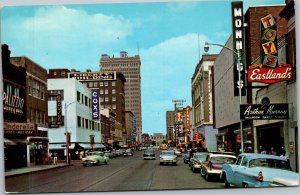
[240,104,289,120]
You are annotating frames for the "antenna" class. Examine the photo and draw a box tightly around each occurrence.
[137,41,140,55]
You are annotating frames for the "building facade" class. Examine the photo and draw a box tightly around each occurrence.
[100,51,142,144]
[47,77,102,160]
[191,54,218,151]
[3,45,49,169]
[150,133,166,147]
[166,110,175,143]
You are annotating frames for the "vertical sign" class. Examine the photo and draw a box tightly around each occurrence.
[56,94,63,125]
[91,89,100,120]
[231,1,246,96]
[248,14,292,83]
[185,106,191,132]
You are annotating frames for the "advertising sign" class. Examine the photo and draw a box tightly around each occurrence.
[3,91,25,115]
[240,103,289,120]
[69,72,116,81]
[185,106,191,132]
[231,1,246,96]
[248,14,293,83]
[91,89,100,120]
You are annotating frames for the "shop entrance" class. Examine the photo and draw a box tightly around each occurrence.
[257,124,283,155]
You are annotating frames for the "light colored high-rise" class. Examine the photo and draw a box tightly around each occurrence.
[100,51,142,144]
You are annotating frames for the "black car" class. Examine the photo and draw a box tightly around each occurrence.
[143,149,155,160]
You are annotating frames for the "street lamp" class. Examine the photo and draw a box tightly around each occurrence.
[65,101,76,165]
[204,41,244,153]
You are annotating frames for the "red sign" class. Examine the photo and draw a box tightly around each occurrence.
[185,106,191,132]
[248,66,292,83]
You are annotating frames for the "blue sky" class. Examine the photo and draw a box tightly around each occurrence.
[1,0,285,134]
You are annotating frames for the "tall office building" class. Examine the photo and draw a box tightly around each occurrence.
[100,51,142,144]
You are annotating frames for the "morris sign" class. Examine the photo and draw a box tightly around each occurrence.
[240,104,289,120]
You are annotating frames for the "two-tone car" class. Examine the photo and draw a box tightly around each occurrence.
[159,150,177,165]
[143,148,156,160]
[221,153,299,188]
[189,152,208,173]
[82,151,109,167]
[200,152,236,181]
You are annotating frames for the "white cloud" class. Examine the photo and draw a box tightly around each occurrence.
[2,5,134,68]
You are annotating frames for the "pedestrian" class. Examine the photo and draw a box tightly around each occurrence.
[53,152,58,165]
[259,146,267,154]
[269,147,277,155]
[49,152,53,165]
[280,150,288,159]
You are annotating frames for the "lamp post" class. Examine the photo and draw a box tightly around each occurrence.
[204,41,244,153]
[65,101,76,165]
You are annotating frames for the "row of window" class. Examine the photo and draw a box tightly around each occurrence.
[77,91,92,108]
[100,89,116,94]
[77,116,100,131]
[28,108,46,125]
[28,77,46,100]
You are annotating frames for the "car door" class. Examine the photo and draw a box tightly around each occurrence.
[233,155,248,187]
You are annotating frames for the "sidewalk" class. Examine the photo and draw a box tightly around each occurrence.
[5,162,69,178]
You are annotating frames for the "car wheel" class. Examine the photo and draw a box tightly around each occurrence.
[104,160,108,165]
[160,162,163,165]
[86,163,93,167]
[224,175,230,188]
[205,172,210,181]
[192,167,195,173]
[243,183,248,188]
[200,168,205,177]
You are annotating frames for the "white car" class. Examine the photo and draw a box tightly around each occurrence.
[159,150,177,165]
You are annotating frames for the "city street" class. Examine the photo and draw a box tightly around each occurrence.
[5,150,223,193]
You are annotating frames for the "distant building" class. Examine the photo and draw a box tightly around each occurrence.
[191,54,218,151]
[100,52,142,144]
[150,133,166,146]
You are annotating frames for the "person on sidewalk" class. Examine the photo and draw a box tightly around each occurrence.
[53,152,58,165]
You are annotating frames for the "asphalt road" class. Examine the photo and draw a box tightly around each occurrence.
[5,150,224,193]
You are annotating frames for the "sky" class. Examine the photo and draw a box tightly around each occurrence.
[1,0,285,135]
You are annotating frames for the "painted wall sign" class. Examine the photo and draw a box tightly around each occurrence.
[3,92,25,115]
[69,72,116,81]
[92,89,100,120]
[240,103,289,120]
[231,1,246,96]
[248,14,293,83]
[4,122,36,131]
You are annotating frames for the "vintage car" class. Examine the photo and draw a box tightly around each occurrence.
[82,151,109,167]
[221,153,299,188]
[200,152,236,181]
[189,152,208,173]
[159,150,177,165]
[123,148,133,156]
[143,149,156,160]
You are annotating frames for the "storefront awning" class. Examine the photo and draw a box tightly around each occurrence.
[77,143,106,149]
[4,138,30,145]
[49,143,75,150]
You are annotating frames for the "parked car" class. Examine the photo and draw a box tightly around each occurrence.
[144,149,156,160]
[123,148,133,156]
[159,150,177,165]
[221,153,299,188]
[189,152,208,173]
[82,151,109,167]
[200,152,236,181]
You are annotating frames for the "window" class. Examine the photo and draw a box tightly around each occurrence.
[105,89,108,94]
[112,97,116,102]
[88,82,93,87]
[112,81,116,86]
[105,97,109,102]
[85,119,89,129]
[112,104,116,109]
[100,97,104,102]
[100,90,104,94]
[62,71,66,76]
[77,91,81,102]
[93,82,98,87]
[100,82,104,86]
[85,96,88,106]
[112,89,116,94]
[104,81,108,86]
[77,116,81,127]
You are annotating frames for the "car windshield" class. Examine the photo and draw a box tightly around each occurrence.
[161,151,174,156]
[249,158,291,170]
[144,150,154,154]
[210,156,236,164]
[194,154,207,161]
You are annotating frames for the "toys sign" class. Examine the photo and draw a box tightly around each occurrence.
[248,14,293,84]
